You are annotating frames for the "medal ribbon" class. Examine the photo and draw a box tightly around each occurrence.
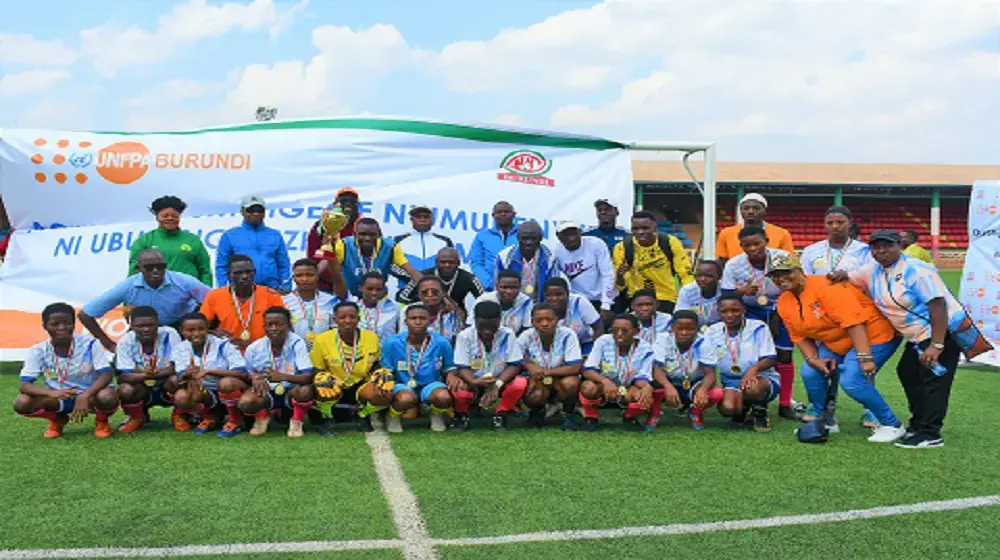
[194,339,211,372]
[615,342,637,385]
[698,293,715,322]
[230,287,255,334]
[477,335,493,376]
[361,303,381,333]
[50,339,74,386]
[751,252,770,299]
[294,291,319,333]
[356,245,375,275]
[336,330,359,378]
[640,316,657,345]
[825,239,852,273]
[142,336,158,370]
[533,332,553,369]
[675,342,694,381]
[726,324,743,371]
[522,253,537,290]
[407,336,431,385]
[268,338,285,373]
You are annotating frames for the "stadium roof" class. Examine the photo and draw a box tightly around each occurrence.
[632,161,1000,187]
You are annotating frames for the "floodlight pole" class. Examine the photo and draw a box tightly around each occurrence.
[623,141,718,259]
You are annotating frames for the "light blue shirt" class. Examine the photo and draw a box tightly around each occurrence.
[516,327,583,370]
[720,248,790,310]
[82,271,209,326]
[115,327,181,373]
[801,239,871,275]
[20,334,112,392]
[283,290,339,347]
[703,319,778,380]
[244,332,314,391]
[637,311,673,348]
[360,299,400,342]
[656,333,716,385]
[468,291,534,332]
[453,326,523,378]
[170,334,246,391]
[675,282,721,327]
[558,294,602,348]
[584,335,655,385]
[381,332,456,387]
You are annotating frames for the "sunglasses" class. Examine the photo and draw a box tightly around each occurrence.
[244,205,266,214]
[141,263,168,272]
[420,288,442,296]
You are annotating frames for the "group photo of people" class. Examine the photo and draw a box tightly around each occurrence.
[13,188,981,450]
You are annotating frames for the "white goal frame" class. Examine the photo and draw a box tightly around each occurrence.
[623,141,718,259]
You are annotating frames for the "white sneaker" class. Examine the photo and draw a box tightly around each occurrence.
[287,419,304,438]
[387,414,403,433]
[430,414,446,432]
[250,415,270,436]
[868,424,907,443]
[370,410,386,430]
[825,419,840,434]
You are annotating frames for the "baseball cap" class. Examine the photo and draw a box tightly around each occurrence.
[869,229,901,244]
[336,187,359,198]
[594,199,618,209]
[765,253,802,276]
[409,204,433,215]
[556,220,581,234]
[240,195,265,209]
[740,193,768,207]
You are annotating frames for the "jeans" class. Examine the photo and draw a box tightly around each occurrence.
[800,337,902,426]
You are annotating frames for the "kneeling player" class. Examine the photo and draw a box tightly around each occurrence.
[241,307,316,437]
[115,306,182,433]
[381,304,456,433]
[171,312,248,434]
[518,303,583,431]
[703,294,780,433]
[648,310,722,431]
[14,302,119,438]
[448,301,525,432]
[310,301,391,435]
[579,314,656,432]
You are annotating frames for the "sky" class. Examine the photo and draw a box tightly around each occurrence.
[0,0,998,164]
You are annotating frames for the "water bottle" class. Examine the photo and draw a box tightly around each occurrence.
[917,347,949,376]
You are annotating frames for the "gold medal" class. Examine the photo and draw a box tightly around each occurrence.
[471,359,483,371]
[617,385,628,399]
[143,379,156,387]
[407,378,417,389]
[700,324,707,334]
[274,384,286,396]
[240,330,251,341]
[524,285,535,295]
[682,378,691,391]
[756,295,768,306]
[482,374,495,382]
[730,365,742,375]
[306,332,316,342]
[543,376,553,386]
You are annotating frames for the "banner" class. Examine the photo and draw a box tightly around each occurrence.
[961,179,1000,367]
[0,117,634,360]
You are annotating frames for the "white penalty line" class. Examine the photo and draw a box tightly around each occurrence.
[2,494,998,559]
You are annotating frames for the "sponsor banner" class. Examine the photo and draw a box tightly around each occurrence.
[0,118,634,359]
[961,179,1000,367]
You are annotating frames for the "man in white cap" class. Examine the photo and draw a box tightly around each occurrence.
[215,195,291,291]
[554,220,615,323]
[715,193,795,267]
[392,204,454,287]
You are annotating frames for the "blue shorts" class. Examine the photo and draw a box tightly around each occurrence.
[745,307,792,350]
[392,381,448,404]
[720,373,780,403]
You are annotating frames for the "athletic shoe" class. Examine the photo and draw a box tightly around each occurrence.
[217,422,241,438]
[528,407,546,429]
[545,402,562,418]
[868,424,907,443]
[171,410,192,432]
[825,417,840,434]
[250,416,270,436]
[673,405,690,418]
[778,406,801,421]
[118,416,146,433]
[370,410,386,431]
[387,414,404,433]
[582,417,599,432]
[860,409,880,428]
[193,418,217,435]
[689,408,706,430]
[801,404,819,423]
[752,405,771,433]
[94,418,113,439]
[318,418,335,437]
[44,416,69,439]
[450,413,470,432]
[359,416,374,433]
[792,400,807,414]
[895,433,944,449]
[562,413,581,432]
[492,414,510,433]
[430,414,447,433]
[287,419,305,438]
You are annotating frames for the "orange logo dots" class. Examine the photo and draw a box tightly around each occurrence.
[31,154,44,164]
[34,173,46,183]
[53,154,66,165]
[54,173,67,184]
[96,141,150,185]
[75,173,88,184]
[79,141,92,148]
[57,139,69,148]
[33,138,47,147]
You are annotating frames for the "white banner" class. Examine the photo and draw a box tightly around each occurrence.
[0,117,634,358]
[961,179,1000,366]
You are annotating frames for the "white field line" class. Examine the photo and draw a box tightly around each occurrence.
[363,431,438,560]
[2,494,998,559]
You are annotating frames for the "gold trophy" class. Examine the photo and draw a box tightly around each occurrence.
[315,204,350,259]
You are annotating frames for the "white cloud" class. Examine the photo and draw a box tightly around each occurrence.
[80,0,307,77]
[492,113,524,126]
[0,70,70,98]
[0,34,78,66]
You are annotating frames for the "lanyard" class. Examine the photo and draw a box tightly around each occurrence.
[826,239,852,272]
[674,342,694,380]
[640,316,657,345]
[357,245,375,275]
[336,330,359,374]
[477,335,493,374]
[407,336,431,380]
[615,342,637,385]
[533,332,553,369]
[141,337,158,370]
[726,324,744,369]
[522,253,537,293]
[50,340,74,386]
[698,293,716,321]
[294,291,319,332]
[502,305,520,331]
[230,287,255,334]
[428,309,444,335]
[559,301,575,330]
[193,339,210,371]
[438,270,457,299]
[361,302,382,332]
[751,253,770,297]
[268,338,285,373]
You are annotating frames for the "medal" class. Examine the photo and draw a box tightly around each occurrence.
[730,365,742,375]
[294,291,319,337]
[142,337,158,388]
[230,287,256,341]
[336,330,359,380]
[482,374,495,382]
[306,332,316,342]
[615,342,638,387]
[726,323,744,376]
[407,379,417,389]
[274,384,286,396]
[50,339,74,387]
[240,330,251,341]
[522,253,537,296]
[471,359,483,371]
[406,335,430,392]
[682,378,691,391]
[756,295,768,306]
[268,338,288,391]
[543,376,553,385]
[617,385,628,399]
[524,284,535,295]
[361,303,382,333]
[675,341,694,392]
[751,252,770,307]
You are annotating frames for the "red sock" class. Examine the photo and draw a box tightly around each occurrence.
[255,409,270,419]
[123,402,145,420]
[495,377,528,414]
[292,399,313,422]
[776,362,795,407]
[22,408,60,421]
[624,402,643,419]
[579,394,601,419]
[95,404,118,422]
[691,387,724,412]
[646,388,666,425]
[452,390,475,414]
[219,391,243,425]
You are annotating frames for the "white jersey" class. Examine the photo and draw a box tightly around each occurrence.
[453,326,523,378]
[468,291,533,332]
[244,332,314,391]
[20,334,112,392]
[517,327,583,369]
[801,239,871,275]
[170,334,247,390]
[115,327,181,388]
[282,290,338,347]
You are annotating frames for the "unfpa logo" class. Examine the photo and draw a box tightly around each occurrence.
[30,137,251,186]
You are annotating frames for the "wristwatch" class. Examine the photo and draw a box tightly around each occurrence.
[931,342,946,350]
[495,379,505,389]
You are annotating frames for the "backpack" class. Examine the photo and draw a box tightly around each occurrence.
[623,233,675,266]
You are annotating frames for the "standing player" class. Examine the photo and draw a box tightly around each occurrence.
[357,272,400,342]
[401,276,464,344]
[631,289,672,348]
[331,218,419,297]
[241,307,316,437]
[283,258,342,349]
[468,270,534,334]
[171,312,248,435]
[14,303,119,438]
[310,301,390,435]
[715,193,795,267]
[448,301,525,432]
[647,310,722,431]
[519,303,584,431]
[721,226,800,421]
[115,306,182,433]
[381,305,456,433]
[703,293,780,433]
[542,278,604,354]
[675,260,723,330]
[579,314,656,431]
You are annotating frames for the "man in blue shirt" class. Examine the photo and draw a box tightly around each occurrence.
[468,201,519,291]
[583,199,629,252]
[215,195,291,292]
[80,248,210,351]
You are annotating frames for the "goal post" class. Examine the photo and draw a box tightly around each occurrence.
[623,141,718,259]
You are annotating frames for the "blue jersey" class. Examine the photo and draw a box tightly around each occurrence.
[558,294,602,348]
[584,335,655,385]
[381,332,456,387]
[244,332,314,391]
[20,334,112,392]
[703,319,777,380]
[170,334,246,390]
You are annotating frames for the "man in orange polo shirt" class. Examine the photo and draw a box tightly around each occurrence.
[200,254,286,353]
[716,193,794,267]
[768,253,905,443]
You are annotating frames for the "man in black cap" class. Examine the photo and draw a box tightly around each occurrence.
[583,198,629,253]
